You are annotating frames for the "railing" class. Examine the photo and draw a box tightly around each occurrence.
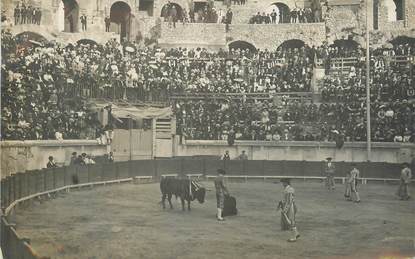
[170,92,313,101]
[329,55,414,71]
[63,81,314,103]
[330,57,359,71]
[0,159,408,258]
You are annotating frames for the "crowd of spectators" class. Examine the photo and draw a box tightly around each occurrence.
[1,30,102,140]
[1,28,414,143]
[174,96,414,143]
[13,1,41,25]
[162,2,233,26]
[174,43,414,143]
[249,8,319,24]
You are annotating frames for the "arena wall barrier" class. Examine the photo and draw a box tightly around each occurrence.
[177,140,415,163]
[1,140,108,178]
[0,159,411,259]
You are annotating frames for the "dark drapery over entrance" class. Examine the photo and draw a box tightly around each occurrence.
[331,39,360,50]
[389,36,415,46]
[229,41,257,52]
[278,39,305,49]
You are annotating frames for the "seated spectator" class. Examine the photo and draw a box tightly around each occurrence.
[55,130,63,141]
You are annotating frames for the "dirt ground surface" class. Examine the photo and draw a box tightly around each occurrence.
[13,181,415,259]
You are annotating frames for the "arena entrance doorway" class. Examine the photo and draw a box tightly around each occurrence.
[278,39,305,49]
[161,3,184,22]
[266,2,290,23]
[110,1,132,42]
[229,41,257,52]
[385,0,404,21]
[58,0,79,32]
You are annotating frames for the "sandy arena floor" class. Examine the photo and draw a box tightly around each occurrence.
[13,181,415,259]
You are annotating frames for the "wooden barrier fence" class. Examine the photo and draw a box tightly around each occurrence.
[0,159,409,258]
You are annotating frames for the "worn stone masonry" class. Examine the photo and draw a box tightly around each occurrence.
[1,0,414,48]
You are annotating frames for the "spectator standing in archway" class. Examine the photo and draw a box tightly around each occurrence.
[105,16,111,32]
[225,8,233,32]
[271,9,277,24]
[14,4,20,25]
[168,5,177,28]
[35,8,42,25]
[80,14,87,31]
[20,3,26,24]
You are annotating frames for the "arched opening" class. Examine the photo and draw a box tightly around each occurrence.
[266,3,290,23]
[139,0,154,16]
[58,0,79,32]
[278,39,305,49]
[385,0,404,21]
[77,39,98,46]
[110,1,132,42]
[229,41,257,52]
[15,32,48,50]
[330,39,360,50]
[161,3,183,22]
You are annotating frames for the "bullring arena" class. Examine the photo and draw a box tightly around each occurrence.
[1,0,415,258]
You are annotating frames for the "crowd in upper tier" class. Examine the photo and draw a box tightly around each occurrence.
[1,29,414,142]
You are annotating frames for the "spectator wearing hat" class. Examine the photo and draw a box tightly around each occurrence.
[47,156,58,168]
[214,169,230,221]
[279,178,300,242]
[397,163,412,200]
[237,150,248,160]
[222,150,231,160]
[324,157,336,190]
[80,14,87,31]
[70,152,79,165]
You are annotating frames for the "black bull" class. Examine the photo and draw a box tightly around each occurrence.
[160,178,206,211]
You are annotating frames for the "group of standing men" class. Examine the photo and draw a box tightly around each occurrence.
[214,168,300,242]
[214,154,411,243]
[14,3,42,25]
[325,157,412,202]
